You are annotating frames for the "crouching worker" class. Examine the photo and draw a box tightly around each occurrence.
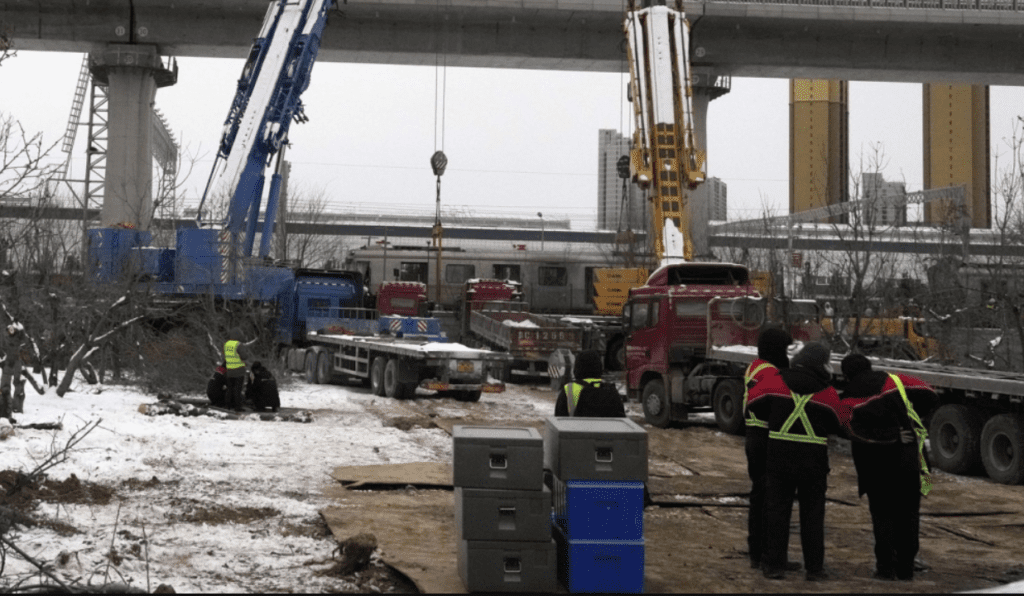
[554,350,625,417]
[207,363,227,408]
[246,361,280,413]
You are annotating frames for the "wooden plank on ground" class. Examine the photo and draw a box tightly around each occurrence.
[321,487,465,594]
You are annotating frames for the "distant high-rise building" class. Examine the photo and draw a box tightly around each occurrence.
[861,172,906,226]
[597,129,646,233]
[705,177,728,221]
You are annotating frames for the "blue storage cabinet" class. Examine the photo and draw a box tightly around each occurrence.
[554,523,645,594]
[553,480,644,541]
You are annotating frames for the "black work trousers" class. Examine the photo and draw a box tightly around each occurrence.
[762,465,828,574]
[226,376,245,410]
[866,483,921,579]
[745,429,768,565]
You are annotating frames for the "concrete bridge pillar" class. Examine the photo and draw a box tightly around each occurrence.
[689,67,730,257]
[89,44,177,231]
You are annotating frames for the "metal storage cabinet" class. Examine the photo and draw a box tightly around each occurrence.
[452,426,544,490]
[544,417,649,482]
[456,486,552,542]
[457,538,557,593]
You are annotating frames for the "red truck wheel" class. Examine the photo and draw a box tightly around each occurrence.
[642,380,671,428]
[713,380,745,436]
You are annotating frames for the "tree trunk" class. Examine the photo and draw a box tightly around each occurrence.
[55,342,91,397]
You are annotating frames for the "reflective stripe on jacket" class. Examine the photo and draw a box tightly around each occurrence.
[769,392,828,445]
[564,377,603,416]
[888,374,933,496]
[744,360,777,429]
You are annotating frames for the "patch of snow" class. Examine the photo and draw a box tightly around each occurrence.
[0,375,453,592]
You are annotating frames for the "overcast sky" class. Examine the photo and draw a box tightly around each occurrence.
[2,50,1023,229]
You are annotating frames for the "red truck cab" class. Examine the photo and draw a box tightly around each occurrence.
[377,281,429,317]
[624,262,821,432]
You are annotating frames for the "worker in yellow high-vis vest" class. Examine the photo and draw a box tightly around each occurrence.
[223,327,252,412]
[839,354,938,582]
[747,342,845,582]
[554,350,625,418]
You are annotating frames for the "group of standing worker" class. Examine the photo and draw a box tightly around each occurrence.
[743,329,938,582]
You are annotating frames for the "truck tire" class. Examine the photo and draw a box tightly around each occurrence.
[384,358,410,399]
[454,390,482,403]
[929,404,983,475]
[316,351,332,385]
[642,379,671,428]
[980,414,1024,485]
[713,380,745,436]
[370,357,386,396]
[304,351,318,384]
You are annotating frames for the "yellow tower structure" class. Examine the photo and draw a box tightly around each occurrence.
[923,83,990,229]
[790,79,849,219]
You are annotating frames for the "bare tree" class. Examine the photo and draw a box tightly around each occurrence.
[0,22,15,67]
[284,185,344,268]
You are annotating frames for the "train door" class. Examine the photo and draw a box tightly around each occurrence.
[533,263,570,313]
[445,262,476,308]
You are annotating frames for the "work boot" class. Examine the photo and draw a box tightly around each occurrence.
[805,568,834,582]
[762,566,785,580]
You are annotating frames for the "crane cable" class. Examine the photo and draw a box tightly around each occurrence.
[430,0,449,304]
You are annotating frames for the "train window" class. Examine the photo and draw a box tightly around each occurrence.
[538,266,567,287]
[493,264,521,282]
[399,262,428,283]
[445,264,476,284]
[675,300,706,318]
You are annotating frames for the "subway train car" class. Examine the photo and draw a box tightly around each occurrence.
[343,244,629,315]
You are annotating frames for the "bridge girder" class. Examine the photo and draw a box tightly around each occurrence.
[2,1,1023,83]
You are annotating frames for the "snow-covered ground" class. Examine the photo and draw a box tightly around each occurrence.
[0,375,551,593]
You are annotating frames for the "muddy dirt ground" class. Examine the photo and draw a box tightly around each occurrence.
[351,375,1024,594]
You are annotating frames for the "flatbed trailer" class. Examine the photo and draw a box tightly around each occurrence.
[288,330,511,402]
[710,344,1024,485]
[466,301,582,374]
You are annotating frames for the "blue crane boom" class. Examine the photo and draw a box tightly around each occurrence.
[88,0,339,301]
[199,0,333,264]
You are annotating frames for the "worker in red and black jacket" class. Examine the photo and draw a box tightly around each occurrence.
[839,354,939,582]
[742,327,798,572]
[747,342,845,582]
